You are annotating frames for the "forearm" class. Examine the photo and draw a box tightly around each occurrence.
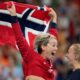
[48,8,57,24]
[51,14,57,24]
[11,16,24,41]
[7,1,31,61]
[49,22,58,39]
[11,16,29,57]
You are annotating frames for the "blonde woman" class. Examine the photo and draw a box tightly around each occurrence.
[7,2,58,80]
[67,44,80,80]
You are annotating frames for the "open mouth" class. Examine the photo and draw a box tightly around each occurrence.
[51,52,54,56]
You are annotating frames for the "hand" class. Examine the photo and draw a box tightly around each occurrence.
[48,8,57,23]
[7,1,16,16]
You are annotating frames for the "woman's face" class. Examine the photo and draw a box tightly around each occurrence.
[43,38,58,60]
[67,46,75,62]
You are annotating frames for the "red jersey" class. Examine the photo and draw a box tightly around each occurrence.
[12,21,55,80]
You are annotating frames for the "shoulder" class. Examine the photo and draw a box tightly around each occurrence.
[68,69,80,80]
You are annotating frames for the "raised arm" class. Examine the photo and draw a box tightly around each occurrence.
[48,8,58,39]
[7,2,32,61]
[48,8,57,23]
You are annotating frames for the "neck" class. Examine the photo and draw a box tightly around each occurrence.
[72,61,80,70]
[41,52,48,59]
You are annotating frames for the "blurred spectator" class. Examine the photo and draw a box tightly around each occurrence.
[41,0,52,6]
[0,44,23,80]
[66,44,80,80]
[54,58,73,80]
[25,0,42,5]
[0,65,5,80]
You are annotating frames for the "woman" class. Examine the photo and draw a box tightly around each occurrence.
[7,2,58,80]
[67,43,80,80]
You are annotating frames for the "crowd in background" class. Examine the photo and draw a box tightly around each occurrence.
[0,44,23,80]
[0,0,80,80]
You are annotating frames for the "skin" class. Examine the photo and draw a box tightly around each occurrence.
[67,46,75,62]
[41,38,58,60]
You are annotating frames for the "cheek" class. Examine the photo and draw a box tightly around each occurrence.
[71,53,75,59]
[70,51,75,58]
[68,52,75,60]
[46,45,52,51]
[49,46,53,52]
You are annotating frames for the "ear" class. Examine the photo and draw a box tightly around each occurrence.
[41,45,46,51]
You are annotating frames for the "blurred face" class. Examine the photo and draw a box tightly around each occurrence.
[67,46,75,62]
[43,38,58,60]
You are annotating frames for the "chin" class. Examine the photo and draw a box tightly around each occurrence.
[51,56,55,61]
[48,55,55,61]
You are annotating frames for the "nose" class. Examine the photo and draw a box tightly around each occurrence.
[54,46,58,51]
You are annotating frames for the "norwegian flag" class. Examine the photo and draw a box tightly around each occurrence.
[0,1,51,48]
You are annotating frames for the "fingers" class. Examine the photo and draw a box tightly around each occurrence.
[5,1,13,9]
[47,7,53,12]
[7,1,15,9]
[7,2,12,8]
[6,1,16,16]
[47,8,57,23]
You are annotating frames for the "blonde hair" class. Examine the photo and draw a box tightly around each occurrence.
[72,44,80,62]
[34,33,57,54]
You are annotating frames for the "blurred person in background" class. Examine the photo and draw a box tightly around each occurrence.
[25,0,42,6]
[2,44,21,67]
[0,44,23,80]
[66,43,80,80]
[6,56,23,80]
[7,1,58,80]
[0,47,5,80]
[41,0,52,6]
[0,65,5,80]
[53,56,73,80]
[54,58,66,80]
